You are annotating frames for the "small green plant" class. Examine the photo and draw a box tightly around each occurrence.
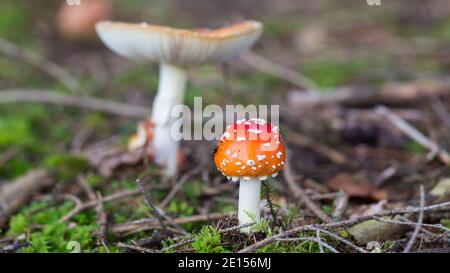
[191,226,228,253]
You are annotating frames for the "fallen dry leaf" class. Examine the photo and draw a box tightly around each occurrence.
[327,172,388,200]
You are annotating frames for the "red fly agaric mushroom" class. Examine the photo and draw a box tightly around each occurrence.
[96,20,263,177]
[214,118,285,232]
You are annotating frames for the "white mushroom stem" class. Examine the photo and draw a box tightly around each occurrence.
[151,63,187,177]
[238,177,261,233]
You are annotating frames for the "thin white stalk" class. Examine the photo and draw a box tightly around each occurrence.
[151,63,187,177]
[238,178,261,233]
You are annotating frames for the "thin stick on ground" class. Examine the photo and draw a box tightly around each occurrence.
[0,38,80,92]
[110,211,235,235]
[160,166,203,209]
[135,178,168,232]
[76,176,109,251]
[56,195,83,223]
[331,191,349,221]
[0,89,149,119]
[136,178,188,235]
[403,185,425,253]
[277,237,339,253]
[241,50,319,90]
[262,181,283,228]
[315,229,325,253]
[376,106,450,165]
[56,184,170,223]
[238,200,450,253]
[313,227,368,253]
[0,169,55,226]
[372,216,450,233]
[95,193,110,253]
[287,130,348,164]
[283,150,333,223]
[116,242,157,253]
[429,94,450,129]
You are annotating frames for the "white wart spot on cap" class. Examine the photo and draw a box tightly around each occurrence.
[276,151,283,159]
[248,129,262,134]
[256,154,266,161]
[246,160,256,167]
[222,132,231,140]
[236,118,247,125]
[251,118,266,125]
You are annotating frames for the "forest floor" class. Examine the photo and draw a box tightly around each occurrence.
[0,0,450,253]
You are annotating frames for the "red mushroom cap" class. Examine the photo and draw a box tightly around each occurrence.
[214,118,285,180]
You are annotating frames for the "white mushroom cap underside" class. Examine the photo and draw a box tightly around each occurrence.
[96,20,263,65]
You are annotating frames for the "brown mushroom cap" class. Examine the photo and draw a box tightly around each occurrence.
[96,20,263,65]
[214,118,285,180]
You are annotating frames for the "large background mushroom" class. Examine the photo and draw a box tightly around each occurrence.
[96,20,263,177]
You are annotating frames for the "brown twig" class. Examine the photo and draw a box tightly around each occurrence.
[288,79,450,107]
[110,212,235,235]
[76,176,110,252]
[376,105,450,165]
[238,200,450,253]
[403,185,425,253]
[58,195,85,223]
[331,191,349,221]
[287,130,348,164]
[262,181,283,228]
[429,94,450,129]
[283,150,333,223]
[277,236,339,253]
[160,166,203,209]
[0,89,149,119]
[135,178,167,232]
[0,169,54,226]
[116,242,157,253]
[0,38,80,92]
[0,148,18,168]
[241,50,319,90]
[56,184,169,222]
[95,193,110,253]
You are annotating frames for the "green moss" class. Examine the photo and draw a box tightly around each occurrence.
[405,141,427,154]
[43,154,90,181]
[112,64,159,95]
[262,17,299,40]
[0,158,31,179]
[190,226,228,253]
[301,58,373,89]
[0,117,33,149]
[8,201,97,253]
[0,2,31,43]
[183,180,202,200]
